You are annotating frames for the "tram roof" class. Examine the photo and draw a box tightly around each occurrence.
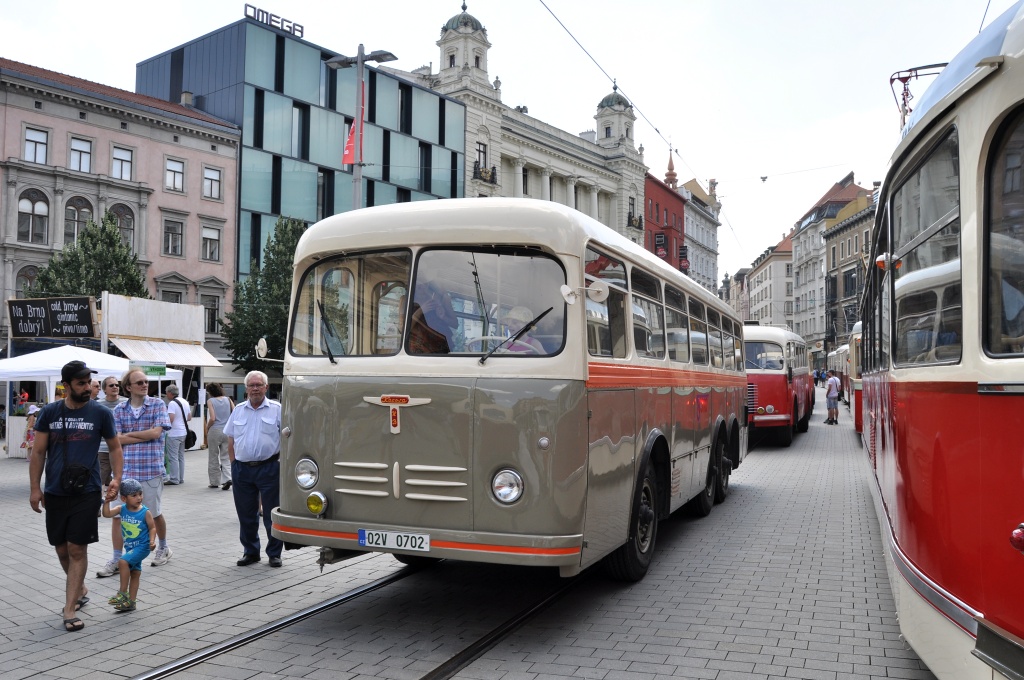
[741,324,808,345]
[295,197,734,316]
[902,0,1024,138]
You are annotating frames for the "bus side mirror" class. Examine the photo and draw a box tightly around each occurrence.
[561,280,610,305]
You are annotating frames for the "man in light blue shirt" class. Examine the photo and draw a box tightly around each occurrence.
[224,370,282,567]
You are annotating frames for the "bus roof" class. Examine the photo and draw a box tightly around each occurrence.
[742,324,807,345]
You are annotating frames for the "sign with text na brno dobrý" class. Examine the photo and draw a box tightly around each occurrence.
[6,297,97,338]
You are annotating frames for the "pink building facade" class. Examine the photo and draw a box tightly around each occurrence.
[0,58,239,355]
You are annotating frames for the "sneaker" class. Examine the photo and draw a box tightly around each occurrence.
[108,591,128,606]
[114,597,136,613]
[151,546,173,566]
[96,558,119,578]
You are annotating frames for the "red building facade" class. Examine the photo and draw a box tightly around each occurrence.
[643,154,688,273]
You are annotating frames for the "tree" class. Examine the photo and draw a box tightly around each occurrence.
[221,216,307,374]
[31,211,150,299]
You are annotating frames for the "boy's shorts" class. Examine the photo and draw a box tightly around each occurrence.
[121,545,152,572]
[44,492,101,546]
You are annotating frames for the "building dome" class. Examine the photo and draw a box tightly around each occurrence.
[443,3,484,32]
[598,81,631,109]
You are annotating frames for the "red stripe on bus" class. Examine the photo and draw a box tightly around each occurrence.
[587,362,747,389]
[275,525,581,556]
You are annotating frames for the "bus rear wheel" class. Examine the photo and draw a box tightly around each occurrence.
[797,400,810,433]
[606,459,658,581]
[713,435,730,504]
[688,452,716,517]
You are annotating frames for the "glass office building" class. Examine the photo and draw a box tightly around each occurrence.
[137,17,466,276]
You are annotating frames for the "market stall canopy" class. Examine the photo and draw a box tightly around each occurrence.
[0,345,182,401]
[108,338,222,367]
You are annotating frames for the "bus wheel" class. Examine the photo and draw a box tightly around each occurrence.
[797,401,810,433]
[605,459,658,581]
[688,453,716,517]
[713,435,730,504]
[393,554,441,569]
[777,413,794,447]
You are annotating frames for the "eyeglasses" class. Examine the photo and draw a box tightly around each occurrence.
[104,383,118,389]
[131,380,148,387]
[246,383,266,388]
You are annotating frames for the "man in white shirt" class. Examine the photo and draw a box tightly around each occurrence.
[164,384,191,485]
[825,370,841,425]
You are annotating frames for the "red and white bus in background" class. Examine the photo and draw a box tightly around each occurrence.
[862,3,1024,677]
[743,323,814,445]
[847,321,863,432]
[826,344,850,402]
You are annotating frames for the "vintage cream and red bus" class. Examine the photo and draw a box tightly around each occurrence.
[272,198,747,581]
[861,2,1024,676]
[847,321,863,432]
[742,323,814,445]
[826,344,850,401]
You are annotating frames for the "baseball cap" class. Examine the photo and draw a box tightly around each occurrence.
[61,360,97,383]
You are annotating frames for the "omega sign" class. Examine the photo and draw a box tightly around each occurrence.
[244,4,303,38]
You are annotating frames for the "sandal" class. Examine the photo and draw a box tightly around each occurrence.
[108,591,128,606]
[75,595,90,611]
[63,617,84,632]
[114,597,136,613]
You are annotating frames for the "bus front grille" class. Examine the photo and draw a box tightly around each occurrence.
[747,383,758,411]
[334,461,469,502]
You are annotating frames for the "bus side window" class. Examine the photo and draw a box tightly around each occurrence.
[374,283,407,354]
[587,285,628,358]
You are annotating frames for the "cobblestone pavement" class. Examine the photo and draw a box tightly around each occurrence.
[0,389,934,680]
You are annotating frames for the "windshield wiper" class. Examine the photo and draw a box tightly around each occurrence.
[479,306,553,365]
[317,299,338,364]
[469,254,490,338]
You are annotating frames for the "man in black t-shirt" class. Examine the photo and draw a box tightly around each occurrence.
[28,360,122,632]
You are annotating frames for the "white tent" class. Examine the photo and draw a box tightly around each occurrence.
[0,345,182,400]
[0,346,184,459]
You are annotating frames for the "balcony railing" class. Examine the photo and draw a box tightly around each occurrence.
[627,212,643,229]
[472,161,498,184]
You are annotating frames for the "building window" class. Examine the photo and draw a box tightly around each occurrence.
[112,147,133,180]
[165,158,184,191]
[604,126,612,138]
[474,55,481,68]
[161,291,182,304]
[17,189,48,244]
[830,245,836,268]
[448,53,456,68]
[24,128,47,164]
[201,226,221,261]
[15,266,38,298]
[64,196,92,244]
[110,203,135,249]
[69,138,91,172]
[201,294,220,333]
[163,219,183,256]
[476,142,487,169]
[203,167,222,200]
[840,241,845,259]
[522,166,530,195]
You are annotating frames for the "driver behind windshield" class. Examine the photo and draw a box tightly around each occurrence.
[408,280,459,354]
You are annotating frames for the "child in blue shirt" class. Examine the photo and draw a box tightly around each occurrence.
[101,478,156,612]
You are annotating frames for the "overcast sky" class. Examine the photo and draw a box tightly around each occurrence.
[1,0,1017,276]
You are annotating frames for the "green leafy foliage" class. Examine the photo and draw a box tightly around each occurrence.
[221,216,307,374]
[31,212,150,299]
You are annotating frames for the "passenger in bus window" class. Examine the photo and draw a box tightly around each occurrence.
[409,281,459,354]
[501,306,545,353]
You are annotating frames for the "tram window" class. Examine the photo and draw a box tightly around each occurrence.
[664,306,689,363]
[985,108,1024,355]
[631,268,661,300]
[708,323,724,368]
[665,285,685,311]
[587,282,628,358]
[585,247,627,288]
[893,131,960,256]
[723,332,736,370]
[290,250,411,357]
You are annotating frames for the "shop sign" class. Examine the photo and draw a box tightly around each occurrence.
[7,297,96,338]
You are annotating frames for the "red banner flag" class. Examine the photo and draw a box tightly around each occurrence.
[342,83,365,166]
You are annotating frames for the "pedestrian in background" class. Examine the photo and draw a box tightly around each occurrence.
[28,360,121,632]
[21,404,38,451]
[204,383,233,490]
[90,379,100,400]
[825,369,841,425]
[96,376,129,578]
[114,370,173,567]
[164,384,190,485]
[101,478,155,613]
[224,370,282,567]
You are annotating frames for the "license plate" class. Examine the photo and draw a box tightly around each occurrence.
[358,529,430,552]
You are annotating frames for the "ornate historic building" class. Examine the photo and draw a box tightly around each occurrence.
[389,4,649,241]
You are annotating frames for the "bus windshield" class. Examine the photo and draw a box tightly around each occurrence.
[744,341,784,370]
[289,247,567,358]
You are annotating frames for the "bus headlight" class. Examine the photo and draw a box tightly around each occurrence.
[765,405,775,414]
[306,491,328,516]
[295,458,319,489]
[492,469,524,504]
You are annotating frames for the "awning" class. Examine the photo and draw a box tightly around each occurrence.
[109,338,223,367]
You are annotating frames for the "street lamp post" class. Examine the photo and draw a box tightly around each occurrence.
[326,44,397,211]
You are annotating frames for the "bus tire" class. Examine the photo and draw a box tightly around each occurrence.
[688,452,716,517]
[797,400,810,433]
[777,414,794,447]
[605,459,658,581]
[392,554,441,569]
[713,434,730,504]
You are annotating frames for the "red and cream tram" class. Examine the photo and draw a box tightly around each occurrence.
[862,3,1024,677]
